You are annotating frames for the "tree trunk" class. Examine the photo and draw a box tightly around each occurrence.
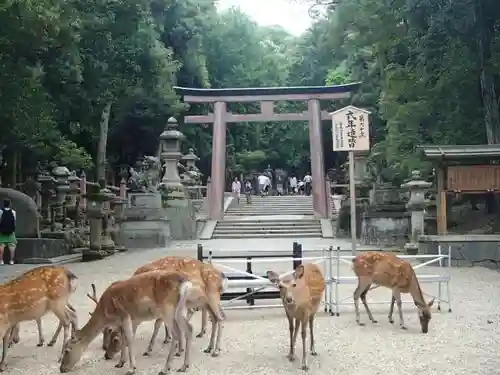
[96,101,112,183]
[473,0,500,144]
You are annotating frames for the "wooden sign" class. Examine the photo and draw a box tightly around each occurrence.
[447,165,500,191]
[330,105,371,152]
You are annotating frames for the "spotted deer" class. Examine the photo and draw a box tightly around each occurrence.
[352,251,435,333]
[0,266,77,371]
[8,303,78,347]
[100,256,227,360]
[59,270,215,375]
[267,263,325,371]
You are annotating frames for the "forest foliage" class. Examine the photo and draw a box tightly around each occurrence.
[1,0,499,186]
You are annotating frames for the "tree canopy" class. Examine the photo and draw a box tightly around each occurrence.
[1,0,499,186]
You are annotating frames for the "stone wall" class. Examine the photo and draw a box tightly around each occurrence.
[361,211,410,247]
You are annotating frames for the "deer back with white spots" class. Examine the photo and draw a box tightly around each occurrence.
[267,263,325,371]
[352,251,434,333]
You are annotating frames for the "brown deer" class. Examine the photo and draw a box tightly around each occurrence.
[99,256,227,360]
[267,263,325,371]
[352,251,435,333]
[0,266,77,371]
[59,270,214,375]
[8,303,78,347]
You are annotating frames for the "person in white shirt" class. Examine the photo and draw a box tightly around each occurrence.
[0,199,17,265]
[289,175,298,194]
[231,177,241,204]
[257,174,270,197]
[303,173,312,196]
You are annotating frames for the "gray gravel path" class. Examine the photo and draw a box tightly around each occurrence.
[1,241,500,375]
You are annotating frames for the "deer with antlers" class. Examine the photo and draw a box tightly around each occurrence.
[352,251,435,333]
[8,303,78,348]
[267,263,325,371]
[59,270,215,375]
[91,256,227,361]
[0,266,77,371]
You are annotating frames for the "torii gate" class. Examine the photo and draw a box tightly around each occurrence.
[174,84,360,220]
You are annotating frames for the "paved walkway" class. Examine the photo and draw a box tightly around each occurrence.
[2,239,499,375]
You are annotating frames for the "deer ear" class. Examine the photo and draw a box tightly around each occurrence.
[414,300,424,308]
[293,265,305,279]
[427,298,435,308]
[266,271,280,284]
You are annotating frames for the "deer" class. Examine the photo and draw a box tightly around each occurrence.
[267,263,325,371]
[95,256,227,360]
[59,270,216,375]
[0,266,77,371]
[352,251,435,333]
[8,303,78,347]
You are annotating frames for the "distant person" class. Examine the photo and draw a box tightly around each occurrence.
[304,172,312,196]
[244,180,253,204]
[257,174,270,197]
[289,175,298,195]
[0,199,17,265]
[298,180,305,195]
[231,177,241,204]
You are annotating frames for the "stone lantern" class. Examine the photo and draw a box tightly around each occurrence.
[158,117,186,206]
[401,170,432,254]
[181,148,199,191]
[52,166,71,221]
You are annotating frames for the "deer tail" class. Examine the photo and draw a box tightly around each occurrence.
[220,272,228,294]
[65,269,78,293]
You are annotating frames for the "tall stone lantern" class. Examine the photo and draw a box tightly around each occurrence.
[158,117,186,207]
[401,170,432,254]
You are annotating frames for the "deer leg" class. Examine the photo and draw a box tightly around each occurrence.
[144,319,163,356]
[35,318,45,346]
[159,312,177,375]
[286,314,294,360]
[309,315,317,356]
[196,307,207,338]
[116,337,128,368]
[393,289,407,330]
[7,324,18,348]
[0,326,12,372]
[353,278,371,326]
[163,322,171,344]
[360,284,377,323]
[288,318,300,362]
[121,316,137,375]
[207,296,224,357]
[48,322,62,347]
[52,301,71,363]
[301,317,309,371]
[177,315,193,372]
[388,296,396,324]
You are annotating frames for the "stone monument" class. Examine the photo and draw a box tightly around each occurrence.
[401,170,432,254]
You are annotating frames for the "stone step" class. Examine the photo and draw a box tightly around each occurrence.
[214,225,321,233]
[227,211,315,216]
[212,232,322,239]
[216,221,319,227]
[228,205,313,209]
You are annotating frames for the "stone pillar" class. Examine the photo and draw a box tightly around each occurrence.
[209,101,227,220]
[80,172,87,211]
[158,117,186,206]
[308,99,328,218]
[401,170,432,254]
[325,176,332,218]
[52,166,71,220]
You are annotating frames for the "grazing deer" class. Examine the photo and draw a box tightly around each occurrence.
[100,256,227,360]
[0,266,77,371]
[267,263,325,371]
[352,251,435,333]
[59,270,214,375]
[8,303,78,347]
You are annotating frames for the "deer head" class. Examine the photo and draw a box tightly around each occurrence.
[415,298,434,333]
[59,335,86,372]
[267,265,309,310]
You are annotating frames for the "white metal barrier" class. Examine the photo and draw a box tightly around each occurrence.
[205,246,452,314]
[206,252,329,310]
[325,245,452,316]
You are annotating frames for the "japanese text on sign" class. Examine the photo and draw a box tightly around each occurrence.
[331,106,371,152]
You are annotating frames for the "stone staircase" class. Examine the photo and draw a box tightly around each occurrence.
[211,195,322,239]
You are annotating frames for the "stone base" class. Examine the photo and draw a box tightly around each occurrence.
[166,199,196,241]
[15,238,69,264]
[82,249,110,262]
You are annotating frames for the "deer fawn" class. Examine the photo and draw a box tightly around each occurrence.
[59,270,215,375]
[352,251,435,333]
[8,303,78,347]
[267,263,325,371]
[100,256,227,360]
[0,266,77,371]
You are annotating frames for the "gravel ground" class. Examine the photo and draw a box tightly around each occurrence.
[2,244,500,375]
